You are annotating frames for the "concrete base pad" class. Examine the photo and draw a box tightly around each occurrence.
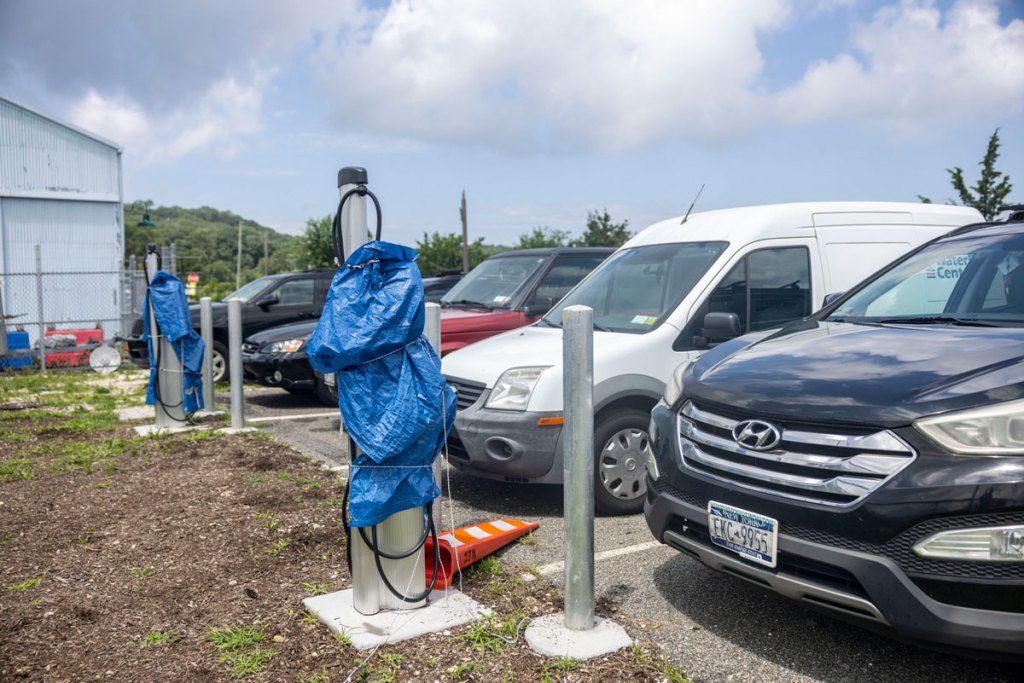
[525,613,632,659]
[118,406,152,421]
[302,588,489,651]
[217,426,257,434]
[133,423,201,437]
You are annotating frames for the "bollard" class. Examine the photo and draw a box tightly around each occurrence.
[228,299,244,429]
[200,297,214,410]
[562,305,595,630]
[424,302,443,531]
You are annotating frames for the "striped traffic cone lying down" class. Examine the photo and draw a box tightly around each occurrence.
[425,518,540,589]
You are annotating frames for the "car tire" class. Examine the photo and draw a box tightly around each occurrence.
[593,408,652,515]
[315,376,337,407]
[210,341,229,384]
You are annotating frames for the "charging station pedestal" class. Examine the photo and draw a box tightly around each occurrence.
[145,245,186,428]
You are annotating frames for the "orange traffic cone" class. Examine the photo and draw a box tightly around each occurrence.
[426,518,540,589]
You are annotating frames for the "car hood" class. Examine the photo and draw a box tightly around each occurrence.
[687,321,1024,427]
[246,320,319,343]
[442,324,563,386]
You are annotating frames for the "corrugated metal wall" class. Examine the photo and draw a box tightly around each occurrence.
[0,98,120,199]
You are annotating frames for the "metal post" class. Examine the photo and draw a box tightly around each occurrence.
[425,302,443,530]
[228,298,244,429]
[200,297,214,411]
[563,305,595,630]
[0,281,7,356]
[160,245,170,274]
[146,247,185,427]
[459,190,469,273]
[35,245,46,374]
[169,242,177,276]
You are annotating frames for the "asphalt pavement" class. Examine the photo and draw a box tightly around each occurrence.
[236,386,1019,683]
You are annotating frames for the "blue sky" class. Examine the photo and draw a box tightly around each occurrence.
[1,0,1022,246]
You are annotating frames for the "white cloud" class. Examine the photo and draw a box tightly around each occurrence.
[68,91,150,149]
[774,0,1024,127]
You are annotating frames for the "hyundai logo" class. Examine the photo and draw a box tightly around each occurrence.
[732,420,782,451]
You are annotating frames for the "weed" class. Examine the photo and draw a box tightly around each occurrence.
[255,511,279,531]
[488,582,505,596]
[519,531,538,546]
[266,539,291,556]
[315,549,331,561]
[30,597,44,607]
[298,666,331,683]
[524,565,540,578]
[367,653,403,683]
[424,655,438,668]
[244,475,267,486]
[131,565,153,578]
[301,582,331,596]
[318,498,343,508]
[103,459,117,475]
[7,577,43,591]
[0,459,35,482]
[299,610,320,626]
[294,495,303,503]
[332,627,353,646]
[632,644,690,683]
[465,555,502,581]
[95,481,112,489]
[204,625,265,651]
[139,630,179,647]
[448,662,478,681]
[453,613,514,655]
[218,646,275,678]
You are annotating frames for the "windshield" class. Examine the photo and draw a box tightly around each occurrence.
[223,276,277,303]
[828,231,1024,326]
[544,241,728,332]
[440,255,546,308]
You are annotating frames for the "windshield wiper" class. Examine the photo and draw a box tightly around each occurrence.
[877,315,1002,327]
[592,322,615,332]
[444,299,496,310]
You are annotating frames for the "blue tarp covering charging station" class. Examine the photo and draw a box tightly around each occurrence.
[143,270,205,414]
[308,241,456,528]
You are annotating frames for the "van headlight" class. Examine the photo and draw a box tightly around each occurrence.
[485,366,550,411]
[914,398,1024,455]
[663,361,692,406]
[914,525,1024,562]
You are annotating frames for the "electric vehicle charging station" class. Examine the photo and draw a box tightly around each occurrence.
[303,167,488,648]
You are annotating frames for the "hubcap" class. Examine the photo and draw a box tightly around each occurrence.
[211,350,227,383]
[598,427,651,501]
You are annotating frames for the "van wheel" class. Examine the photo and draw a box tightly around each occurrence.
[593,408,651,515]
[210,341,229,384]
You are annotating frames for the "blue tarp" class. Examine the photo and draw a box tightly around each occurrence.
[143,270,205,414]
[308,241,456,528]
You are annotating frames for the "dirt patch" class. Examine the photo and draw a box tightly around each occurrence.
[0,401,685,682]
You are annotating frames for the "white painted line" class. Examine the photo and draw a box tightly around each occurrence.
[537,540,663,576]
[247,412,339,423]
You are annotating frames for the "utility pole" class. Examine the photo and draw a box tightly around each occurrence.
[235,219,243,289]
[459,190,469,274]
[263,231,269,277]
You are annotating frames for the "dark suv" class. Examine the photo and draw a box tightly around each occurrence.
[127,270,336,382]
[645,212,1024,658]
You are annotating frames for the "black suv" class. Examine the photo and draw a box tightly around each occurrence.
[645,211,1024,658]
[127,270,336,382]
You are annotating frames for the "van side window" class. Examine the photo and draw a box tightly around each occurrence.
[677,246,811,350]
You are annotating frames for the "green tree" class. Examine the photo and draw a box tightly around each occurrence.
[571,209,631,247]
[297,214,335,269]
[415,232,489,275]
[516,227,570,249]
[919,129,1013,220]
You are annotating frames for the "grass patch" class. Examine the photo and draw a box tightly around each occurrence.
[139,630,179,647]
[218,646,275,678]
[265,539,291,556]
[464,555,502,581]
[632,644,691,682]
[0,458,36,482]
[7,576,43,591]
[204,625,265,651]
[452,611,523,655]
[447,662,478,681]
[130,565,153,578]
[255,511,279,531]
[300,582,331,596]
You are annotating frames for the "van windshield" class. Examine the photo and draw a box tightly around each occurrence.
[828,231,1024,326]
[441,255,546,309]
[543,242,728,333]
[224,276,277,303]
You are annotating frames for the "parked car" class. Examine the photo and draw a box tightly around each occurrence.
[127,270,336,382]
[440,202,984,515]
[240,320,334,404]
[248,247,611,404]
[644,209,1024,658]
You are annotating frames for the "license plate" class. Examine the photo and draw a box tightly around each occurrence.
[708,501,779,568]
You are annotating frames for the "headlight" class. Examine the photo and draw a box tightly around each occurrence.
[663,361,691,406]
[265,339,305,354]
[914,398,1024,455]
[913,525,1024,562]
[485,366,550,411]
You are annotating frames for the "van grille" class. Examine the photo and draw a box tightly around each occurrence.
[677,402,915,507]
[444,376,486,411]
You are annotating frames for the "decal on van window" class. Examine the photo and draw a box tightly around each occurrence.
[630,315,657,326]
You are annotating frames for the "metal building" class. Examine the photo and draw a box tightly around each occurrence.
[0,94,124,344]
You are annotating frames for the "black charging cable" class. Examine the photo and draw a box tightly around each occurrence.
[331,185,382,266]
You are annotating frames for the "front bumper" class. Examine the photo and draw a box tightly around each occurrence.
[241,351,315,390]
[644,402,1024,659]
[444,383,564,484]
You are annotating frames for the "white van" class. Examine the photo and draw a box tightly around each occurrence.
[440,202,984,514]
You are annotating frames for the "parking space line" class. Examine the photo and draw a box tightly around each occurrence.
[248,412,339,423]
[537,540,663,575]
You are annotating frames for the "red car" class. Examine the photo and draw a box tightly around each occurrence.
[437,247,613,355]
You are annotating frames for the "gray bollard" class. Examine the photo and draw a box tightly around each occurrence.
[200,297,214,411]
[228,299,244,429]
[562,305,595,630]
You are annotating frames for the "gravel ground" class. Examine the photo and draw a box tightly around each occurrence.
[243,385,1019,683]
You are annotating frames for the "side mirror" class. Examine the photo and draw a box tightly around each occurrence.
[702,311,741,341]
[822,292,845,307]
[523,296,555,317]
[253,293,280,309]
